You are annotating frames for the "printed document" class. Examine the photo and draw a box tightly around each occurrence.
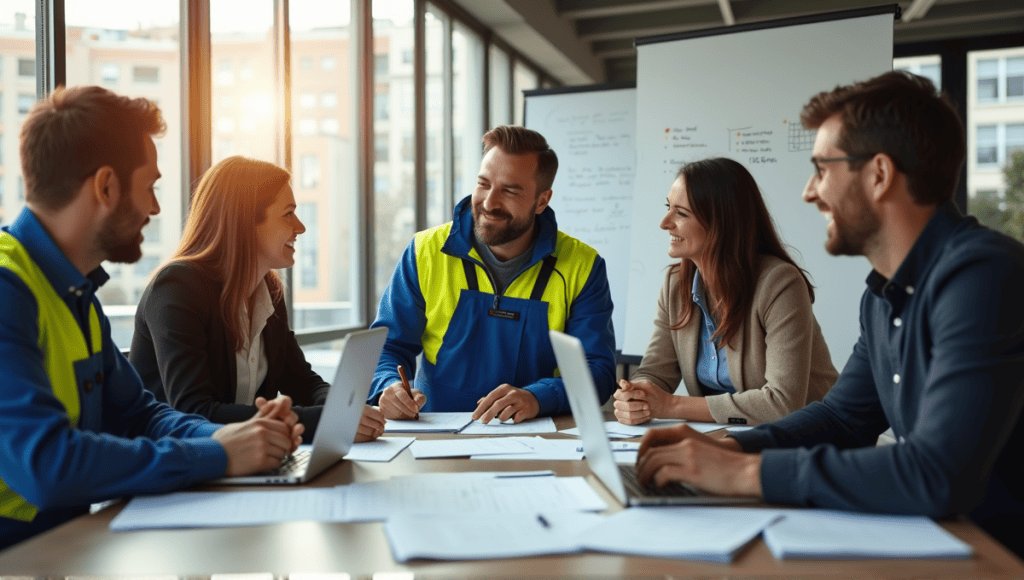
[383,412,474,433]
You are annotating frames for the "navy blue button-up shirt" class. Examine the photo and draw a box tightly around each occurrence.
[732,202,1024,556]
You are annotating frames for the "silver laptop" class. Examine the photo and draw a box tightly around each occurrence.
[549,330,757,506]
[214,327,388,485]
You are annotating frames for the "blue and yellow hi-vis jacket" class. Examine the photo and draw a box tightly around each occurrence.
[369,195,616,416]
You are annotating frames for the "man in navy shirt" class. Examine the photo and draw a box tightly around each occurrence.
[0,86,303,550]
[635,71,1024,557]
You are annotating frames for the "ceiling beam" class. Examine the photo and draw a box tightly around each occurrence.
[557,0,713,20]
[902,0,939,23]
[717,0,735,25]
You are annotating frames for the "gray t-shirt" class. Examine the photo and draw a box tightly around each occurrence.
[474,235,536,295]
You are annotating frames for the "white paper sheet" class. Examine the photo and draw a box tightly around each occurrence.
[344,437,415,462]
[110,489,346,531]
[581,507,783,562]
[458,417,558,435]
[470,437,585,461]
[343,474,606,522]
[385,511,606,562]
[761,510,974,559]
[382,412,474,433]
[409,437,534,458]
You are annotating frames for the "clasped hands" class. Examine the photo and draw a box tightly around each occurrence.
[379,381,540,424]
[213,395,385,476]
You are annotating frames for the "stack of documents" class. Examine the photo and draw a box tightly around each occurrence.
[384,508,782,563]
[761,510,974,559]
[110,472,606,531]
[383,412,475,433]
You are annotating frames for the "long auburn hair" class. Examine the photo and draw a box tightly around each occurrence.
[671,157,814,348]
[169,156,291,352]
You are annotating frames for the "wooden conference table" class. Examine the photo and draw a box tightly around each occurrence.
[1,415,1022,579]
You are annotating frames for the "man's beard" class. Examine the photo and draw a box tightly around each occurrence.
[472,198,537,248]
[99,193,147,264]
[825,179,881,257]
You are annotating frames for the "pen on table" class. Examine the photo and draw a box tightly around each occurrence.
[396,364,419,419]
[537,514,550,528]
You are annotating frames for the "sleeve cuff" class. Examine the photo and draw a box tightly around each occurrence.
[183,437,230,480]
[525,382,563,417]
[758,448,802,506]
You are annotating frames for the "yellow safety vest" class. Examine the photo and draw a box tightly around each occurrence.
[413,222,597,365]
[0,232,101,522]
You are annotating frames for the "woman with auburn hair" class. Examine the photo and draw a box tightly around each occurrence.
[129,156,385,442]
[615,157,838,426]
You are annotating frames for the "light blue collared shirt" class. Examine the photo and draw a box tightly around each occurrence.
[692,272,734,394]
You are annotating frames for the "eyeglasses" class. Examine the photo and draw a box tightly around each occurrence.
[810,154,875,179]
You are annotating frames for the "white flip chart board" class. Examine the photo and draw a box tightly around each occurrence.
[624,9,896,362]
[525,86,636,351]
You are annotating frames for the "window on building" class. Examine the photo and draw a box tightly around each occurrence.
[17,58,34,77]
[1008,57,1024,99]
[239,59,254,79]
[17,93,35,115]
[375,132,389,163]
[100,63,119,83]
[320,118,339,134]
[375,90,390,121]
[321,56,336,71]
[296,203,318,289]
[132,65,159,83]
[977,125,998,165]
[142,218,161,244]
[216,117,236,133]
[375,54,389,77]
[298,118,317,135]
[402,131,414,163]
[300,155,320,188]
[977,59,998,103]
[300,56,313,71]
[401,49,413,64]
[1007,123,1024,162]
[321,91,337,108]
[300,92,317,108]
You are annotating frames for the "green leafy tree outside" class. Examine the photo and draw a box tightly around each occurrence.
[970,149,1024,241]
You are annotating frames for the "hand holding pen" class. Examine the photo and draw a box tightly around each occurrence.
[379,364,426,420]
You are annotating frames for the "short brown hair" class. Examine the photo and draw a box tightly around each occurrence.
[481,125,558,192]
[801,70,965,206]
[20,85,166,211]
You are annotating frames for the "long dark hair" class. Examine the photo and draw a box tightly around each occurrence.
[671,157,814,347]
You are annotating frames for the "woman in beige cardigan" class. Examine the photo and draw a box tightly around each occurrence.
[615,157,838,426]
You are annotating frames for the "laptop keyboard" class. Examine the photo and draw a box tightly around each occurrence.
[268,448,312,476]
[618,464,699,498]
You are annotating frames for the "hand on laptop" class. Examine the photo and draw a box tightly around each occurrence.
[612,379,674,425]
[636,424,762,498]
[355,405,386,442]
[380,382,427,420]
[212,404,303,476]
[472,384,540,424]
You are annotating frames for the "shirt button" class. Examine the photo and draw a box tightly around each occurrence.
[68,286,76,293]
[75,290,83,297]
[893,374,901,384]
[893,317,902,327]
[83,379,93,393]
[95,371,104,383]
[906,286,915,295]
[899,436,906,444]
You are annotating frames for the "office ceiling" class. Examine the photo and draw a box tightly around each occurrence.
[455,0,1024,85]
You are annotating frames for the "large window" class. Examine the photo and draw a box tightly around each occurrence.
[290,0,359,330]
[60,1,182,346]
[894,54,941,88]
[372,0,416,304]
[211,0,275,164]
[452,22,484,205]
[513,60,538,126]
[0,3,35,230]
[489,45,511,127]
[967,47,1024,243]
[425,6,446,227]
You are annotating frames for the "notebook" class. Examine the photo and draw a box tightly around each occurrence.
[213,327,387,485]
[549,330,758,506]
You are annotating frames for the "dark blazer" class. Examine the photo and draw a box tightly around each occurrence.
[129,262,329,442]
